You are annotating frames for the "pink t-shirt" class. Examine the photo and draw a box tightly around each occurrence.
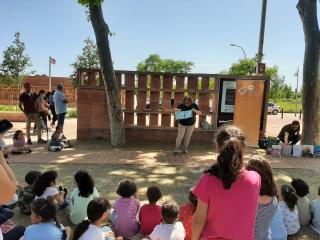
[114,197,140,238]
[139,204,162,235]
[193,170,261,240]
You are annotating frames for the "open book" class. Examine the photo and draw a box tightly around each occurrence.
[175,110,193,120]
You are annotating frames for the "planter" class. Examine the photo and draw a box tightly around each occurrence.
[0,111,26,122]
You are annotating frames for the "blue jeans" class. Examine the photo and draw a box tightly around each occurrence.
[57,112,66,127]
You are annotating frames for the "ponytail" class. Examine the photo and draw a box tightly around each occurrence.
[281,185,298,211]
[32,198,66,240]
[32,171,57,197]
[73,198,110,240]
[72,220,90,240]
[205,125,245,189]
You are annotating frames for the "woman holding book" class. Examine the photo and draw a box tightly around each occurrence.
[174,96,201,154]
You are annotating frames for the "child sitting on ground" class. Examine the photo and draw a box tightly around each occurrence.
[73,198,121,240]
[17,171,41,215]
[113,179,140,239]
[310,186,320,234]
[32,171,68,209]
[48,125,72,152]
[139,186,162,236]
[149,200,186,240]
[23,198,71,240]
[279,185,300,236]
[179,188,197,240]
[69,171,100,225]
[0,133,9,158]
[12,130,32,154]
[291,178,311,226]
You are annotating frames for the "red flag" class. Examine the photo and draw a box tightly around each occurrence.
[50,57,56,64]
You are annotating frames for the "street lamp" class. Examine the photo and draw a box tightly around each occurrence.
[230,43,247,60]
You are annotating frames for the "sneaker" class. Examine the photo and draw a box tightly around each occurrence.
[28,149,32,153]
[173,149,180,154]
[27,139,32,145]
[37,139,47,144]
[183,149,189,154]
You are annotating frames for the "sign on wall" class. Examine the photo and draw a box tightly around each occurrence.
[220,80,236,113]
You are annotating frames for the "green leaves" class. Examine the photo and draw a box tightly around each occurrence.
[78,0,104,6]
[136,54,194,73]
[0,32,32,85]
[70,37,100,87]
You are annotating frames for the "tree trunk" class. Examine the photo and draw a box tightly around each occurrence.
[297,0,320,144]
[89,4,126,146]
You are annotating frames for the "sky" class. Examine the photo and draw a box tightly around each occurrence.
[0,0,314,89]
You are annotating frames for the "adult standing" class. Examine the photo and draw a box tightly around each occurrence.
[278,120,301,145]
[49,90,57,127]
[18,82,46,144]
[192,125,261,240]
[36,90,50,128]
[174,96,201,154]
[53,84,68,128]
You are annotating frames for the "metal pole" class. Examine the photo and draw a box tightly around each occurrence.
[257,0,267,64]
[49,56,51,91]
[230,44,247,59]
[294,67,299,117]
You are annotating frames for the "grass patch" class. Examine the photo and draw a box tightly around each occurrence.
[275,99,302,113]
[67,108,77,118]
[0,105,19,111]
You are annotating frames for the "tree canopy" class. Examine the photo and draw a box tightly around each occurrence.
[1,32,32,85]
[136,54,194,73]
[71,37,100,86]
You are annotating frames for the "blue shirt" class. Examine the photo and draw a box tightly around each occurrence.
[53,90,67,115]
[270,205,287,240]
[24,223,65,240]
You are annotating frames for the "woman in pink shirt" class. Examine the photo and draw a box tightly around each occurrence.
[192,125,261,240]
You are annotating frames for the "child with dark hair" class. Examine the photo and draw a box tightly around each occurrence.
[32,171,67,209]
[12,130,32,154]
[310,187,320,234]
[246,156,278,240]
[149,200,185,240]
[179,187,197,240]
[69,171,99,225]
[48,125,72,152]
[73,198,118,240]
[279,184,300,236]
[291,178,311,225]
[17,171,41,215]
[139,186,162,236]
[114,179,139,239]
[23,198,71,240]
[192,125,261,240]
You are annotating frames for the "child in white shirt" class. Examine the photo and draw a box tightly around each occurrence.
[149,200,186,240]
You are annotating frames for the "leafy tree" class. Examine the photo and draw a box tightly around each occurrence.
[228,58,285,103]
[228,58,256,75]
[137,54,194,73]
[1,32,32,85]
[297,0,320,144]
[71,37,100,87]
[78,0,125,146]
[282,84,294,99]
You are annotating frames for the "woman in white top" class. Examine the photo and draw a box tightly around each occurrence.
[33,171,65,206]
[279,185,300,236]
[72,198,118,240]
[70,171,99,224]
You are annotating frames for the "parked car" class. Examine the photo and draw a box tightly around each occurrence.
[268,102,281,115]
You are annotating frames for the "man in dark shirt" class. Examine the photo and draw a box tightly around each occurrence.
[278,120,301,145]
[18,82,46,144]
